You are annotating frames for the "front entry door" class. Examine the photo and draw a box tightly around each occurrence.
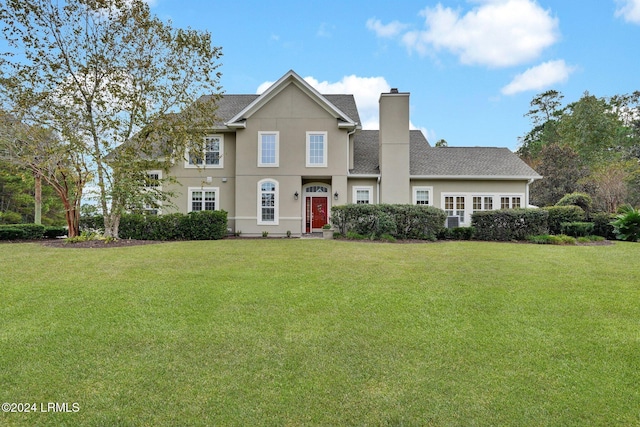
[306,196,328,232]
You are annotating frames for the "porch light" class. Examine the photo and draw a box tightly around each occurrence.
[294,191,299,200]
[334,191,339,200]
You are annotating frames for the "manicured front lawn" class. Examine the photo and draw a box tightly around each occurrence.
[1,240,639,426]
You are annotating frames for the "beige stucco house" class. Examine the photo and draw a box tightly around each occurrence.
[155,70,540,236]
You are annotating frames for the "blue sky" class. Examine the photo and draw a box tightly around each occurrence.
[80,1,640,150]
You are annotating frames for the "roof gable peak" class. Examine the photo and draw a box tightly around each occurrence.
[225,70,357,128]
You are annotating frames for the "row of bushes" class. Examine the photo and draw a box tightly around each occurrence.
[0,224,67,240]
[331,204,446,240]
[81,210,228,240]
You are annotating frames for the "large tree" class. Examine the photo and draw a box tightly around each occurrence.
[0,111,89,234]
[0,0,222,238]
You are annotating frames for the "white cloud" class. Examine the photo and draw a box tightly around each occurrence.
[501,60,575,95]
[317,22,335,38]
[366,18,409,38]
[615,0,640,23]
[390,0,559,68]
[258,75,391,129]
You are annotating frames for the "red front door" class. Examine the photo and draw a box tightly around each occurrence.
[306,196,328,232]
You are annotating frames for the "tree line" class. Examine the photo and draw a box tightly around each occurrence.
[518,90,640,212]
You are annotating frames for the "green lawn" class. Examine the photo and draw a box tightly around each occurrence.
[1,240,639,426]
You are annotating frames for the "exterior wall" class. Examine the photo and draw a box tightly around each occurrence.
[233,83,350,236]
[163,131,237,231]
[379,92,410,204]
[411,179,530,225]
[347,178,378,204]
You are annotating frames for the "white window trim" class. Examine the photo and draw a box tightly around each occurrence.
[257,179,279,225]
[188,187,219,212]
[184,135,224,169]
[500,195,524,209]
[306,131,328,167]
[258,131,279,167]
[412,186,433,206]
[352,186,373,204]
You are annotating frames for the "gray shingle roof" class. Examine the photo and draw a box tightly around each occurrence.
[198,93,361,127]
[411,146,540,178]
[351,131,540,178]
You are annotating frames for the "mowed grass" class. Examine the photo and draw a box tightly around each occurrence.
[1,240,639,426]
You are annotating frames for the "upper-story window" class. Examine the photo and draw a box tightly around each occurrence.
[306,132,327,167]
[258,132,279,167]
[186,135,223,168]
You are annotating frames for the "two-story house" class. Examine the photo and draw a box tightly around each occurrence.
[155,70,540,236]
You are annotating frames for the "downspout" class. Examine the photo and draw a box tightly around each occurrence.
[346,126,357,174]
[526,178,534,207]
[377,176,381,205]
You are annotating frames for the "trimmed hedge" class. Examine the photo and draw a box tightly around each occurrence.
[331,204,446,240]
[0,227,25,240]
[561,221,594,237]
[81,211,228,240]
[44,226,67,238]
[472,209,549,241]
[0,224,46,239]
[541,205,585,235]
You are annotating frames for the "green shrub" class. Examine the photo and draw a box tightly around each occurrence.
[118,211,227,241]
[451,226,475,240]
[80,214,105,233]
[542,205,585,235]
[591,212,616,239]
[556,192,592,218]
[611,205,640,242]
[472,209,548,241]
[332,204,445,241]
[527,234,576,245]
[0,227,25,240]
[0,224,46,239]
[561,221,594,237]
[43,226,67,238]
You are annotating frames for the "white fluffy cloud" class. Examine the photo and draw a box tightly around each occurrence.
[258,75,391,129]
[615,0,640,23]
[501,60,575,95]
[366,18,409,38]
[371,0,559,68]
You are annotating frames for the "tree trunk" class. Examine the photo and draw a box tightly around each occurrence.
[34,172,42,225]
[103,211,121,239]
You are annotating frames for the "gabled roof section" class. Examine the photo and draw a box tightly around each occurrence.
[225,70,359,129]
[411,147,541,179]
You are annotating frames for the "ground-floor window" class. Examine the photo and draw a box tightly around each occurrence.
[353,186,372,204]
[473,196,493,212]
[500,196,522,209]
[413,186,432,205]
[444,196,466,223]
[189,187,218,212]
[258,179,278,225]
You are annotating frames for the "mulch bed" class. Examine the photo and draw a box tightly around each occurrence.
[1,239,164,248]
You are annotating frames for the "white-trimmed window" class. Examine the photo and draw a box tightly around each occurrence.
[186,135,223,168]
[144,170,162,188]
[413,187,432,205]
[188,187,218,212]
[353,186,373,204]
[258,179,278,225]
[500,196,522,209]
[306,132,327,167]
[444,195,466,223]
[258,132,279,167]
[473,196,493,212]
